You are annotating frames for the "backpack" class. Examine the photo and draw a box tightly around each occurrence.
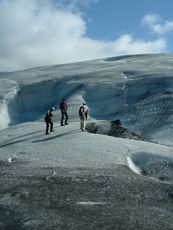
[79,106,85,118]
[44,112,49,121]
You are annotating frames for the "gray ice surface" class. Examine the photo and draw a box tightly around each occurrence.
[0,53,173,229]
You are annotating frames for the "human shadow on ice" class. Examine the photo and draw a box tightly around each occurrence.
[32,129,80,143]
[7,129,45,142]
[0,128,80,147]
[0,134,43,148]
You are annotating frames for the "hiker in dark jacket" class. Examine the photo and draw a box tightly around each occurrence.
[59,98,68,126]
[44,107,55,134]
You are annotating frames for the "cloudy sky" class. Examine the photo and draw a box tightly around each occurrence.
[0,0,173,71]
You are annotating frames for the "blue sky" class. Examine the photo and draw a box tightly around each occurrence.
[83,0,173,38]
[0,0,173,71]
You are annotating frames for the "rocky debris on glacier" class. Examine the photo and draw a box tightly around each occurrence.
[87,119,144,141]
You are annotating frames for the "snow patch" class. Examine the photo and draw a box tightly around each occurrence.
[8,157,13,163]
[127,156,141,175]
[76,201,106,206]
[0,80,18,129]
[0,103,11,129]
[46,171,56,181]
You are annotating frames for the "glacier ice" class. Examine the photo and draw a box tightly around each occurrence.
[1,53,173,146]
[1,54,173,228]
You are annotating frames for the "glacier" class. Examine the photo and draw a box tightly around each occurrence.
[0,53,173,229]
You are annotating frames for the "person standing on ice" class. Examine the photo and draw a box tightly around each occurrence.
[59,98,68,126]
[79,101,88,131]
[44,107,55,135]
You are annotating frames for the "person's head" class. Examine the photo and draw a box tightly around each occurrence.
[63,98,66,103]
[50,107,55,112]
[83,101,86,105]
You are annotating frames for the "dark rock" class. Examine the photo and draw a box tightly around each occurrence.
[87,119,144,141]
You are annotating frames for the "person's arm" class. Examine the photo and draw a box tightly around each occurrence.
[85,108,88,119]
[59,103,63,111]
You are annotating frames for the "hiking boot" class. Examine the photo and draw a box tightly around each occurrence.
[61,124,64,126]
[46,132,49,135]
[50,129,55,132]
[65,122,69,125]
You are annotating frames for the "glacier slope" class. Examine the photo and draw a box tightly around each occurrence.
[0,54,173,228]
[0,121,173,229]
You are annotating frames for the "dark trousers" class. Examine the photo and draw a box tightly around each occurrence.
[46,121,53,134]
[61,111,68,125]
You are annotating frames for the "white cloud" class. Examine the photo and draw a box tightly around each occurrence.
[0,1,167,71]
[142,14,173,35]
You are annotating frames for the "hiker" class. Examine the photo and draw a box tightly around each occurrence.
[59,98,68,126]
[44,107,55,135]
[79,101,88,131]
